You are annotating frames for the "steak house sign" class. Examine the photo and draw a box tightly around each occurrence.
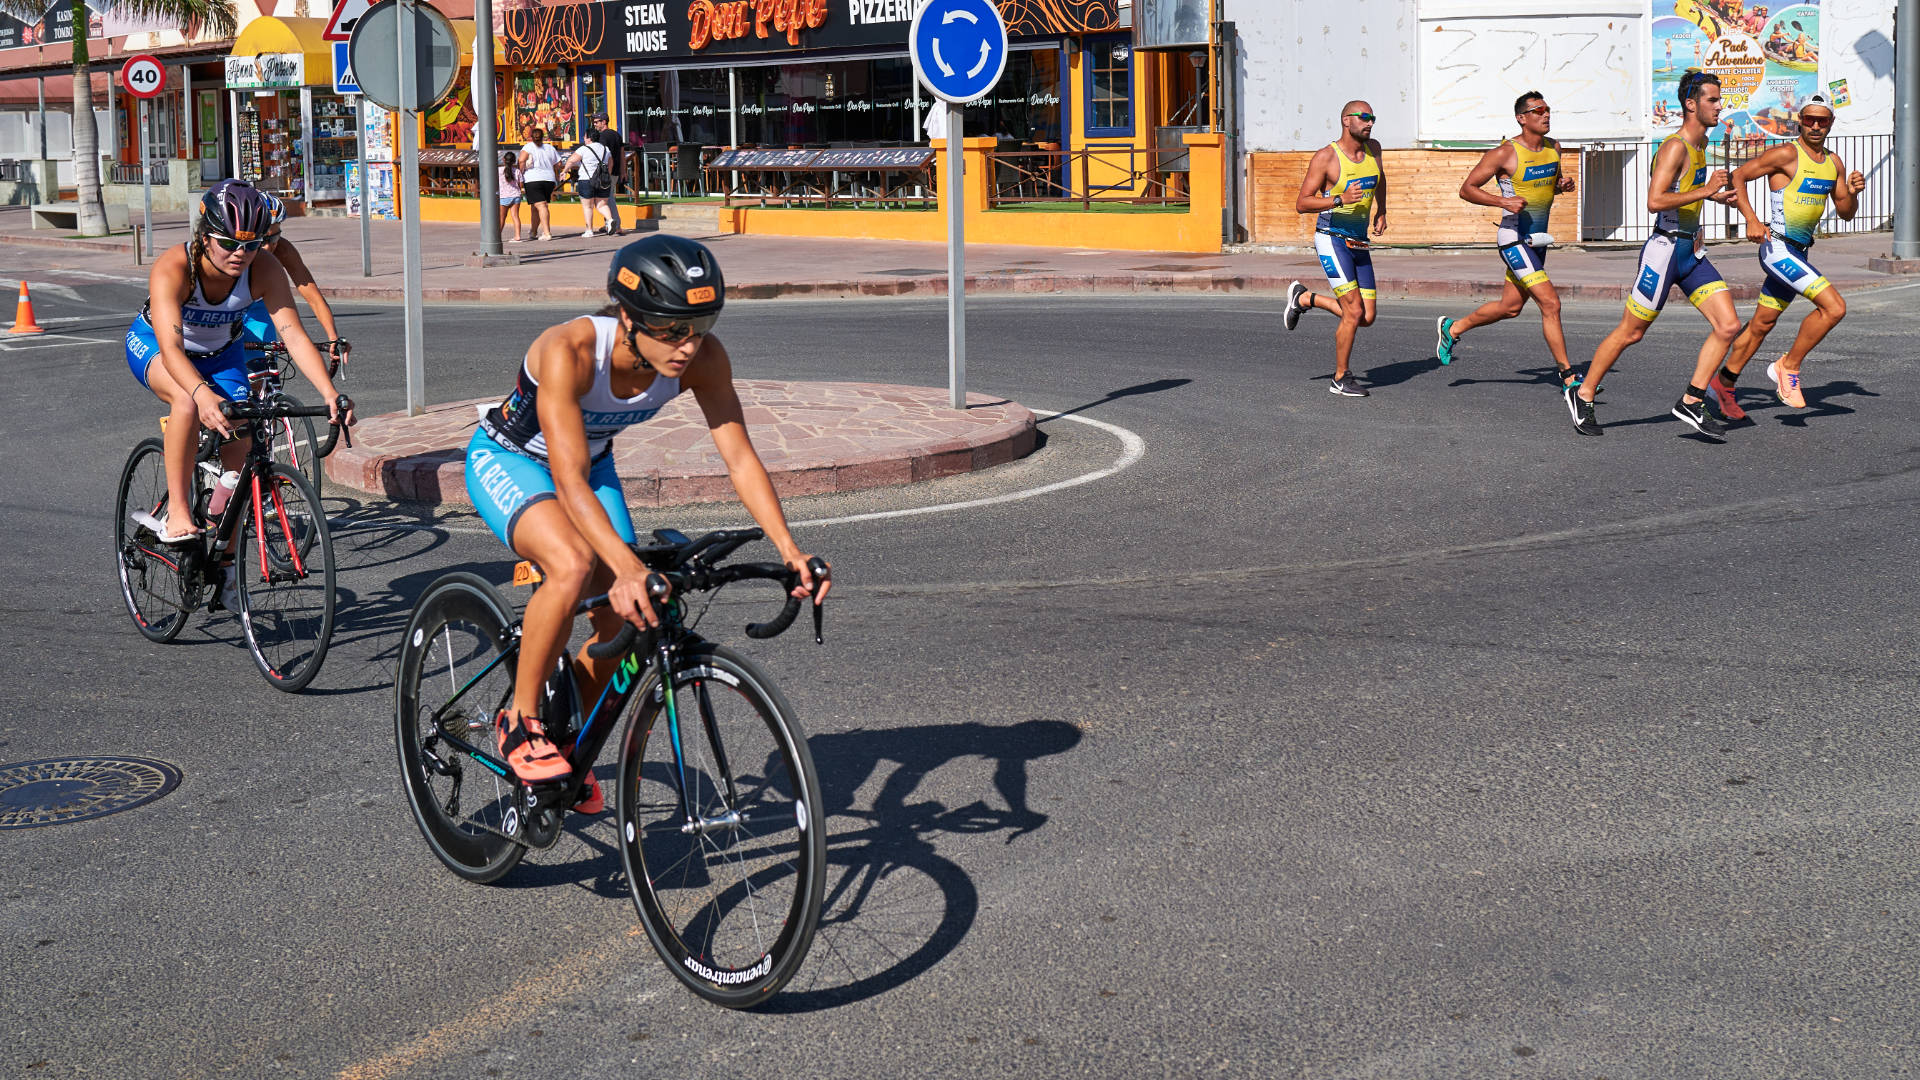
[504,0,1118,65]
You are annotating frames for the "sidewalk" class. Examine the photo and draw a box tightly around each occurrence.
[1,204,1910,305]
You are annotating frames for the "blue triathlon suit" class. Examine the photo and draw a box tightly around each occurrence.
[125,261,255,401]
[465,315,683,548]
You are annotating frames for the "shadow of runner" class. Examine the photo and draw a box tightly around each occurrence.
[1043,379,1191,423]
[1774,377,1877,428]
[1350,355,1441,388]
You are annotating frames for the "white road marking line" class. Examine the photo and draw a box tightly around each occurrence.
[0,333,117,350]
[330,409,1146,536]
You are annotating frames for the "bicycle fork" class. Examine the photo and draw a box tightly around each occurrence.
[660,634,742,838]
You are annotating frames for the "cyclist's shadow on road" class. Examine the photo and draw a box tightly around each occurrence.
[760,717,1081,1012]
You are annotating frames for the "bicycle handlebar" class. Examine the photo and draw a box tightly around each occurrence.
[582,550,830,661]
[220,393,355,455]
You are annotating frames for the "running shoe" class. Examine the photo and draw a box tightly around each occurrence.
[1566,385,1602,436]
[1766,360,1807,408]
[1670,396,1730,441]
[495,710,572,783]
[1707,369,1747,422]
[1435,316,1458,365]
[1329,374,1370,397]
[1284,281,1307,331]
[573,772,605,814]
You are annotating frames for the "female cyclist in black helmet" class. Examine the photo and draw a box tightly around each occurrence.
[124,179,353,546]
[465,234,829,793]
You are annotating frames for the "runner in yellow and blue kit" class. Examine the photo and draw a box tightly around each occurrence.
[1432,91,1580,391]
[1566,71,1741,440]
[1282,101,1388,398]
[1708,96,1865,416]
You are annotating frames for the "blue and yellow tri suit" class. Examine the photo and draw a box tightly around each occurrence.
[1495,138,1561,290]
[1314,141,1380,300]
[1625,131,1729,322]
[1757,140,1837,311]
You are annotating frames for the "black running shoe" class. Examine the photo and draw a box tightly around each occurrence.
[1329,375,1369,397]
[1566,385,1602,436]
[1670,397,1729,441]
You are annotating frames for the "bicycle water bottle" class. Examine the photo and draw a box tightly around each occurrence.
[207,470,240,518]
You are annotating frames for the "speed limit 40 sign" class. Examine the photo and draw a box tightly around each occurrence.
[120,54,166,99]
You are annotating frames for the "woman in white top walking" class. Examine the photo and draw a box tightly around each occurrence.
[517,127,563,241]
[564,136,617,237]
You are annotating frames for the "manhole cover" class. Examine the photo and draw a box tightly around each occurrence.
[0,758,182,829]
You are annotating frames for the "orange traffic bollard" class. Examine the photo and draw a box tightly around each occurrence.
[8,281,47,335]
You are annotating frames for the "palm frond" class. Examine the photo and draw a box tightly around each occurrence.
[0,0,238,40]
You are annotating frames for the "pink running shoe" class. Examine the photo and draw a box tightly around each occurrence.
[1766,360,1807,409]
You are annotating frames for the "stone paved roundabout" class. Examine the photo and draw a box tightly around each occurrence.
[325,380,1038,507]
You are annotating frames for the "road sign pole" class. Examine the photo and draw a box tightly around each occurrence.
[398,0,425,415]
[138,97,153,259]
[473,0,501,257]
[947,101,965,410]
[357,102,371,277]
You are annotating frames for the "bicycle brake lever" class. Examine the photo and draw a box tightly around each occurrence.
[806,556,829,645]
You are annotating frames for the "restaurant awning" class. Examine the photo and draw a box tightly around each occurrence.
[226,16,332,88]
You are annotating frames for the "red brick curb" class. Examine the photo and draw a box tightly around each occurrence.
[325,380,1037,508]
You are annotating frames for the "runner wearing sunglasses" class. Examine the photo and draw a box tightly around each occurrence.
[1709,96,1864,416]
[123,179,354,545]
[1283,101,1389,398]
[464,234,829,789]
[240,195,351,376]
[1432,92,1580,391]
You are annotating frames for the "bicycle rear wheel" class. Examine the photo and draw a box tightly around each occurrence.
[269,396,325,500]
[394,572,526,883]
[617,642,826,1007]
[236,463,335,692]
[114,438,193,643]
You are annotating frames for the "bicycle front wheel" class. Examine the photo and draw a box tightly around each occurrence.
[236,463,335,692]
[114,438,193,643]
[394,572,526,883]
[269,396,325,500]
[617,642,827,1007]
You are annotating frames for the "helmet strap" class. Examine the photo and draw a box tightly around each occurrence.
[620,312,656,373]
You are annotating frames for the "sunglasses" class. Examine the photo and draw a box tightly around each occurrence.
[1800,114,1834,127]
[638,313,718,344]
[1344,112,1376,122]
[1522,105,1552,115]
[212,234,266,253]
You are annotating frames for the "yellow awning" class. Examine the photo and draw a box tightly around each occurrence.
[227,15,502,89]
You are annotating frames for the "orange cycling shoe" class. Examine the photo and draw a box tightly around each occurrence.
[495,710,572,783]
[573,773,604,814]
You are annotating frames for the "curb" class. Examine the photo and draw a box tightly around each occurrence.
[324,389,1039,508]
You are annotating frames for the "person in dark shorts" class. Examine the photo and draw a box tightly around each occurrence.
[592,114,625,235]
[518,127,563,241]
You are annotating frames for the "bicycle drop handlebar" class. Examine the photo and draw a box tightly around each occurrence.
[220,395,354,456]
[583,549,831,661]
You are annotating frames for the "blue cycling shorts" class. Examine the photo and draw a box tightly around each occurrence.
[1625,232,1728,323]
[1314,231,1376,301]
[1499,242,1550,290]
[1757,238,1832,311]
[241,298,277,344]
[125,314,248,401]
[465,427,638,550]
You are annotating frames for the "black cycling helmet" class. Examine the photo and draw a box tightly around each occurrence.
[199,179,272,241]
[607,234,724,321]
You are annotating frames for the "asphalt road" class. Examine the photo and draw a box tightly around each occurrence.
[4,270,1919,1079]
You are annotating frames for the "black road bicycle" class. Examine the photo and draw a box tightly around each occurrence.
[245,339,347,499]
[394,528,831,1007]
[114,385,349,693]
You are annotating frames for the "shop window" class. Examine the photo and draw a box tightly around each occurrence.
[963,48,1063,144]
[577,66,610,133]
[1084,34,1133,138]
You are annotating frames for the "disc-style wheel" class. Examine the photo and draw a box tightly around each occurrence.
[236,464,334,692]
[395,573,526,883]
[617,643,826,1007]
[114,438,192,644]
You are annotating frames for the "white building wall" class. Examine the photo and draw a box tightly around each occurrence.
[1232,0,1420,153]
[1416,0,1643,141]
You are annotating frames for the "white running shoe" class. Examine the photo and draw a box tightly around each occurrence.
[1283,281,1307,331]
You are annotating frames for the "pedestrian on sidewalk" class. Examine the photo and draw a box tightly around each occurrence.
[1431,91,1580,390]
[499,150,526,243]
[1281,101,1389,398]
[1709,95,1865,417]
[592,114,625,235]
[1565,72,1740,440]
[562,134,616,238]
[518,127,562,241]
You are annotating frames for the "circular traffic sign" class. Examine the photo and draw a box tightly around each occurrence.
[909,0,1009,105]
[348,0,460,112]
[120,54,166,100]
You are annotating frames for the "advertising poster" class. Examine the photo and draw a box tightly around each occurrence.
[1650,0,1819,139]
[346,160,396,219]
[424,68,478,147]
[360,100,393,163]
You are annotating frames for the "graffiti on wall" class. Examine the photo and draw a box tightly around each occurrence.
[1420,17,1638,140]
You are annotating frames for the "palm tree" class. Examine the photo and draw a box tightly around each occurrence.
[0,0,237,235]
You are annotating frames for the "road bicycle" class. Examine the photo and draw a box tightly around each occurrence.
[394,527,831,1007]
[114,384,350,693]
[244,338,347,499]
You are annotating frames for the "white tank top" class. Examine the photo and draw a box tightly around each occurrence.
[480,315,682,461]
[146,260,253,355]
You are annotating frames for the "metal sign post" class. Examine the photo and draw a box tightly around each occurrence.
[138,98,152,258]
[908,0,1007,411]
[358,110,371,277]
[350,0,459,417]
[119,55,166,257]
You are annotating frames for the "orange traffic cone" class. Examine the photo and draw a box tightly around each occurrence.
[8,281,46,335]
